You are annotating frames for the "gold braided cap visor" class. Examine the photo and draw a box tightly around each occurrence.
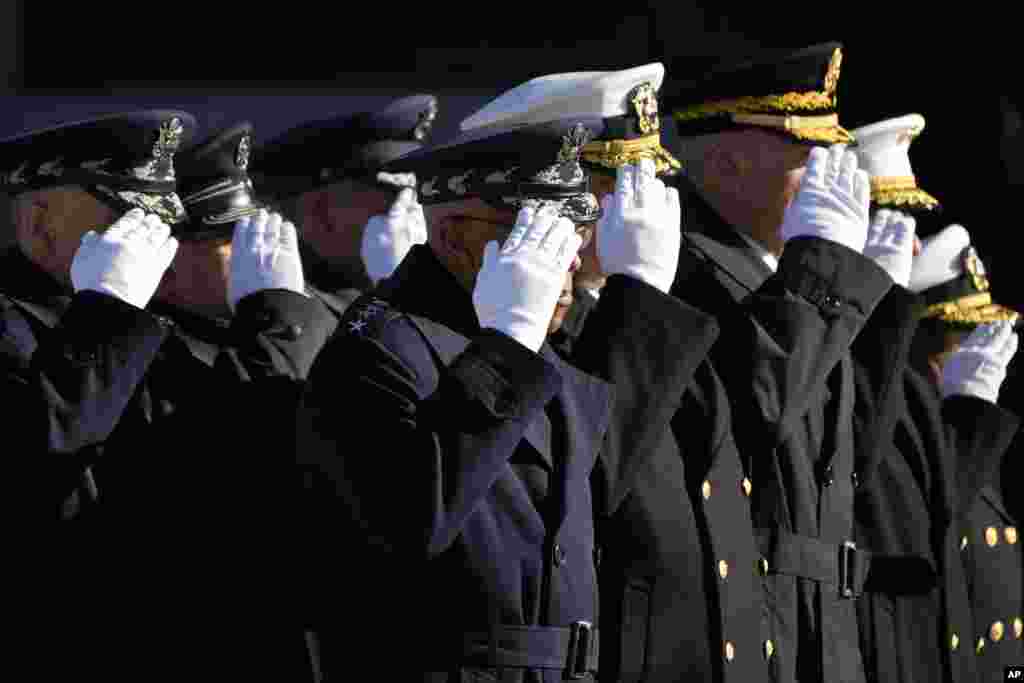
[674,105,852,144]
[581,133,682,175]
[869,175,940,211]
[923,292,1020,324]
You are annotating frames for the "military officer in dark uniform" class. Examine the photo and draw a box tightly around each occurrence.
[2,113,334,680]
[254,95,437,315]
[664,44,895,683]
[294,67,709,679]
[458,66,771,682]
[907,226,1021,681]
[847,115,1022,683]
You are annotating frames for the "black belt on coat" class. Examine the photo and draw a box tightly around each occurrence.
[756,528,937,598]
[757,528,870,599]
[447,622,599,679]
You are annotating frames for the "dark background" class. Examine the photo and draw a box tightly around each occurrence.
[1,5,1020,308]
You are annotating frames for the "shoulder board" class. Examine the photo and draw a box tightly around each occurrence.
[339,294,404,339]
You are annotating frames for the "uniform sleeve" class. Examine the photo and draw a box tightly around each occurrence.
[296,317,562,559]
[1,291,169,512]
[223,289,338,381]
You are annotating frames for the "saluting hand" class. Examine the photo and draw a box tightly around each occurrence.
[781,144,871,254]
[71,208,179,310]
[942,320,1019,404]
[863,209,917,288]
[361,187,428,286]
[596,158,681,294]
[228,209,306,310]
[473,204,583,353]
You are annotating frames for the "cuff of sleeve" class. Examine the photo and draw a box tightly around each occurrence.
[59,290,169,357]
[776,237,893,318]
[450,328,562,420]
[232,289,321,339]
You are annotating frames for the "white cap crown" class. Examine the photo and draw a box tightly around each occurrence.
[909,223,972,293]
[461,63,666,132]
[852,113,925,179]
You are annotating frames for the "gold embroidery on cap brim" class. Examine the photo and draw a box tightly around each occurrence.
[581,134,682,174]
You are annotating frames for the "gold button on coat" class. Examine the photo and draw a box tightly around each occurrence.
[718,560,729,579]
[702,480,712,500]
[724,641,735,661]
[764,640,774,660]
[961,536,968,551]
[1013,618,1022,639]
[742,477,752,497]
[951,633,960,651]
[986,527,999,547]
[1006,527,1018,545]
[758,558,769,576]
[976,637,986,654]
[991,621,1005,642]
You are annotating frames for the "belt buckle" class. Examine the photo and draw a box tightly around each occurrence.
[838,540,859,599]
[565,621,593,680]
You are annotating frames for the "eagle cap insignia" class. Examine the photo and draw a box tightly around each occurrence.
[154,117,184,159]
[236,135,251,171]
[558,124,592,164]
[630,82,660,135]
[824,48,843,101]
[962,246,990,292]
[413,100,438,141]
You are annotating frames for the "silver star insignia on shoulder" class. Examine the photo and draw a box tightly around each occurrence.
[348,319,369,334]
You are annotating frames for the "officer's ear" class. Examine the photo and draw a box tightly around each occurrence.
[12,191,57,261]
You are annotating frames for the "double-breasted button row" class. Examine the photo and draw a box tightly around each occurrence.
[701,477,755,500]
[982,525,1018,547]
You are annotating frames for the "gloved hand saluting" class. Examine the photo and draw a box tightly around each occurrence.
[942,320,1019,404]
[361,187,428,286]
[596,158,681,294]
[229,209,306,310]
[71,208,179,310]
[863,209,917,288]
[473,204,583,353]
[781,144,871,254]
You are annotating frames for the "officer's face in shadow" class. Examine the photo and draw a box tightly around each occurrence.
[12,186,118,285]
[294,179,396,289]
[573,172,617,294]
[428,199,583,335]
[154,235,232,318]
[696,129,812,256]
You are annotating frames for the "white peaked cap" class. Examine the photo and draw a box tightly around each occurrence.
[851,113,925,179]
[461,63,666,132]
[909,224,971,294]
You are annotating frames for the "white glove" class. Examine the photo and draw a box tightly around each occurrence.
[361,188,428,285]
[71,208,179,310]
[596,158,681,294]
[473,204,583,353]
[942,321,1019,403]
[229,209,306,310]
[780,145,871,254]
[863,209,917,288]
